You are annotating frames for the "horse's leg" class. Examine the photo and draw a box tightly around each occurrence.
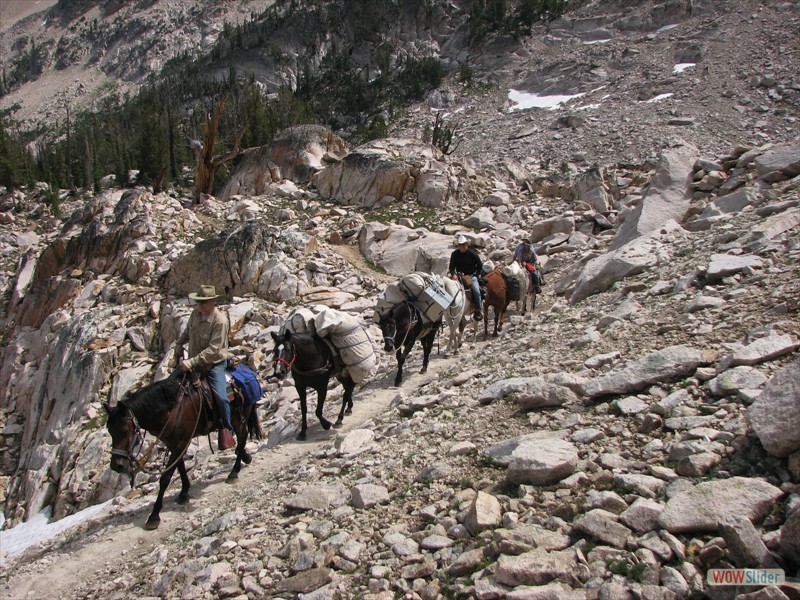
[176,459,190,503]
[145,455,180,529]
[420,330,436,374]
[315,384,332,431]
[335,376,355,427]
[297,385,309,441]
[394,345,408,387]
[483,302,489,339]
[227,405,250,482]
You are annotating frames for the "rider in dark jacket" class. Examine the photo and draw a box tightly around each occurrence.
[448,234,484,321]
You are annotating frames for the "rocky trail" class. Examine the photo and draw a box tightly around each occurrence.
[1,333,468,599]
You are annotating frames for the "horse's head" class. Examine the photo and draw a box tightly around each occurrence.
[104,401,140,475]
[270,330,295,380]
[379,312,397,352]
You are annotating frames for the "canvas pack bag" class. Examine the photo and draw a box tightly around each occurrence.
[314,307,379,384]
[280,306,321,335]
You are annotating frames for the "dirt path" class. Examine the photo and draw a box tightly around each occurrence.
[1,350,461,600]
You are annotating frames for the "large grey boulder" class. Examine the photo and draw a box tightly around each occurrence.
[507,438,578,485]
[312,138,441,208]
[565,219,688,304]
[165,221,315,301]
[357,223,452,276]
[658,477,783,533]
[218,125,349,200]
[754,144,800,179]
[611,142,698,250]
[748,358,800,458]
[579,345,715,399]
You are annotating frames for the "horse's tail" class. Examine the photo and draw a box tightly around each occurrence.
[247,405,263,440]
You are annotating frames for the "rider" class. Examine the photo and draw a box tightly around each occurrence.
[513,237,543,293]
[173,284,235,450]
[448,234,484,321]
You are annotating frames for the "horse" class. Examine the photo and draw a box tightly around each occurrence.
[105,375,261,529]
[518,267,539,316]
[379,300,440,386]
[483,269,511,338]
[270,330,355,441]
[444,273,478,355]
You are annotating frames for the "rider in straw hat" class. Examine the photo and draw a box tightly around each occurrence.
[174,285,235,449]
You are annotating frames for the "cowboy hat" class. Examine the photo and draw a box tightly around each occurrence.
[521,237,531,244]
[455,234,468,245]
[188,285,219,301]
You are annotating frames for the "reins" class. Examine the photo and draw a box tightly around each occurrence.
[272,337,332,378]
[117,375,203,484]
[397,301,419,348]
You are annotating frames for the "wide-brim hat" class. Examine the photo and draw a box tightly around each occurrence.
[188,285,219,301]
[455,234,468,245]
[522,237,532,244]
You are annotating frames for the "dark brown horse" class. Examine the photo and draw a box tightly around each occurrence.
[483,269,511,338]
[105,375,261,529]
[379,300,439,386]
[270,330,355,440]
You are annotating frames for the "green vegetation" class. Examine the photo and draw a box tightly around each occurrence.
[0,0,573,204]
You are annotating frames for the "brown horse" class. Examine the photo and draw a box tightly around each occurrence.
[483,269,511,338]
[105,375,261,529]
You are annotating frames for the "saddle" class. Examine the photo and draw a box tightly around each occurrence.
[456,274,487,301]
[183,374,238,444]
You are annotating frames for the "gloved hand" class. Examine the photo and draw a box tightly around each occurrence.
[178,361,191,373]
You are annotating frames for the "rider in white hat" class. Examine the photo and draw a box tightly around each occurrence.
[448,235,484,321]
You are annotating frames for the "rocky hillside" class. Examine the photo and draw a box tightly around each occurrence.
[1,0,800,599]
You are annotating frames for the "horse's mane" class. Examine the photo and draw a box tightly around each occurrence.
[122,378,181,418]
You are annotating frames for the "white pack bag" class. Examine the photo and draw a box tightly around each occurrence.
[314,307,379,384]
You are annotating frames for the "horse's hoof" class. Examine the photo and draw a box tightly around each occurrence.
[297,432,307,441]
[321,421,332,431]
[176,495,189,505]
[241,452,252,465]
[144,519,160,530]
[226,473,239,483]
[345,408,353,415]
[333,421,343,429]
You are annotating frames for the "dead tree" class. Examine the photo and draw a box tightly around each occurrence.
[191,96,245,203]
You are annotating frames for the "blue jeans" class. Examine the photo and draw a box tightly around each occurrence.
[171,362,232,432]
[207,362,233,432]
[470,277,482,312]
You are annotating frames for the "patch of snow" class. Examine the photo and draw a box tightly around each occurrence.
[657,24,679,32]
[673,63,696,73]
[508,90,588,111]
[583,39,611,45]
[643,93,674,103]
[0,501,112,562]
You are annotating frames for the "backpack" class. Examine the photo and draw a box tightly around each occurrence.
[227,362,263,405]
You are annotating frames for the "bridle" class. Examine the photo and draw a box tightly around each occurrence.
[110,377,202,486]
[272,339,297,380]
[383,301,419,350]
[272,335,333,378]
[110,405,144,487]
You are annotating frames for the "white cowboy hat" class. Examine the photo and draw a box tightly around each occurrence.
[188,285,219,301]
[455,234,468,245]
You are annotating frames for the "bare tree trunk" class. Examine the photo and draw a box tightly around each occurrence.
[192,96,245,203]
